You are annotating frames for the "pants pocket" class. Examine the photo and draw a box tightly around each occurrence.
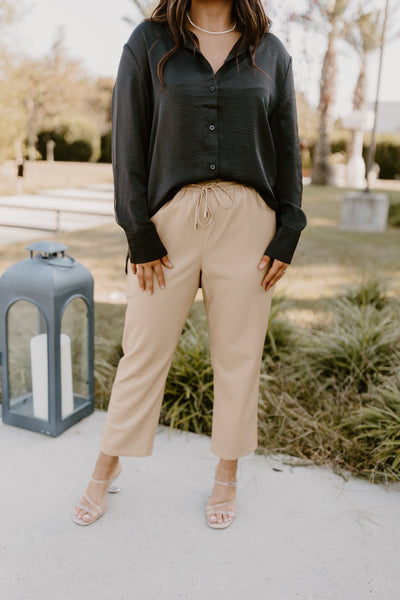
[150,188,184,223]
[252,189,275,215]
[152,198,174,219]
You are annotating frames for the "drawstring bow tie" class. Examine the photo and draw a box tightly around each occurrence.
[189,182,237,229]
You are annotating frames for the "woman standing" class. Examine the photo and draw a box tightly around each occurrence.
[73,0,306,529]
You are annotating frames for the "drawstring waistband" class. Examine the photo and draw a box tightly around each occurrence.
[186,181,238,229]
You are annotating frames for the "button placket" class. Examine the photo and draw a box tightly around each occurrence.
[207,80,218,173]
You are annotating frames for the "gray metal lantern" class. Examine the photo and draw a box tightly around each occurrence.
[0,241,94,436]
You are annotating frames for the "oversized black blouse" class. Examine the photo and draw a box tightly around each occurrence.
[112,18,307,265]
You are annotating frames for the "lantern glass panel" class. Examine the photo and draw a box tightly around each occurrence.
[60,297,89,418]
[7,299,49,421]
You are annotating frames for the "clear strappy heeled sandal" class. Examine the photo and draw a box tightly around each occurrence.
[206,476,237,529]
[72,460,122,526]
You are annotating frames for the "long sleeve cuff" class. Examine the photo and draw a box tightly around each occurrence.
[264,225,302,264]
[125,223,168,264]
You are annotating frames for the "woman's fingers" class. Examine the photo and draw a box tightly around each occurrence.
[153,255,174,290]
[257,255,270,270]
[134,255,174,294]
[144,263,154,294]
[136,264,145,291]
[161,254,174,269]
[153,261,165,290]
[130,262,137,274]
[258,254,289,291]
[263,270,284,291]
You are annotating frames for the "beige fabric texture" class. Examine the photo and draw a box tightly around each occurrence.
[99,179,276,459]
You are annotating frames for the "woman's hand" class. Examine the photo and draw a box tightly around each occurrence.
[257,254,288,291]
[131,254,174,294]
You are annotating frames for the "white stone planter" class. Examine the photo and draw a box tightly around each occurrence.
[340,191,389,232]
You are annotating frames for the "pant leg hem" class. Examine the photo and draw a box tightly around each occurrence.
[210,443,258,460]
[99,445,154,457]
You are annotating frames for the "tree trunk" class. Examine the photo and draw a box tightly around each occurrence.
[347,58,367,159]
[353,58,367,110]
[311,27,336,185]
[25,94,37,161]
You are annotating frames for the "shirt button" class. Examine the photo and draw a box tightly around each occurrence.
[209,125,215,131]
[210,163,216,170]
[209,85,215,92]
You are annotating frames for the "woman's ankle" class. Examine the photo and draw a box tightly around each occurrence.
[216,458,238,478]
[218,458,238,468]
[92,452,119,479]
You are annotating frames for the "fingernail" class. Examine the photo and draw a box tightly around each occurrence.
[259,262,266,268]
[147,290,152,295]
[160,285,165,289]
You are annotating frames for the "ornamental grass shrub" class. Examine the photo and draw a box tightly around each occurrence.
[257,280,400,484]
[302,300,398,392]
[160,318,214,434]
[341,381,400,481]
[94,280,400,484]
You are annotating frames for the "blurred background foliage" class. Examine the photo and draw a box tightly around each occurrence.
[0,0,399,179]
[0,1,113,163]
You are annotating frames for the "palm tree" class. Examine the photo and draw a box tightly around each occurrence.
[292,0,355,185]
[343,7,383,112]
[341,7,383,160]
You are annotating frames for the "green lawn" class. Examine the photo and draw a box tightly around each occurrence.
[288,185,400,299]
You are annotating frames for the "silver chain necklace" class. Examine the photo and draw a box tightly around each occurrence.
[186,12,236,34]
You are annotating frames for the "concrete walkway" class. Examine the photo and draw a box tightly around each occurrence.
[1,408,399,599]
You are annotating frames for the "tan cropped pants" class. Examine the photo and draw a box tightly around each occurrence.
[99,179,276,460]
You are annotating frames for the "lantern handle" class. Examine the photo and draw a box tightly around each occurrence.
[26,241,69,257]
[43,253,77,267]
[25,242,77,266]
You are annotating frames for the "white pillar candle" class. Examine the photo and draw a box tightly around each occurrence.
[30,334,48,420]
[60,334,74,419]
[30,333,74,420]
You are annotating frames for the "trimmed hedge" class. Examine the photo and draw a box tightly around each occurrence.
[374,142,400,180]
[389,201,400,227]
[37,116,101,162]
[98,129,111,163]
[310,137,400,180]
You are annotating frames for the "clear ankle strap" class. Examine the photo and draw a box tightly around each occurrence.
[91,476,115,484]
[215,478,237,487]
[91,461,121,485]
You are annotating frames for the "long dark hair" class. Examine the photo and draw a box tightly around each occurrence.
[144,0,272,87]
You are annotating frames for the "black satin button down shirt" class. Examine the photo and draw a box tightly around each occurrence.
[112,19,307,265]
